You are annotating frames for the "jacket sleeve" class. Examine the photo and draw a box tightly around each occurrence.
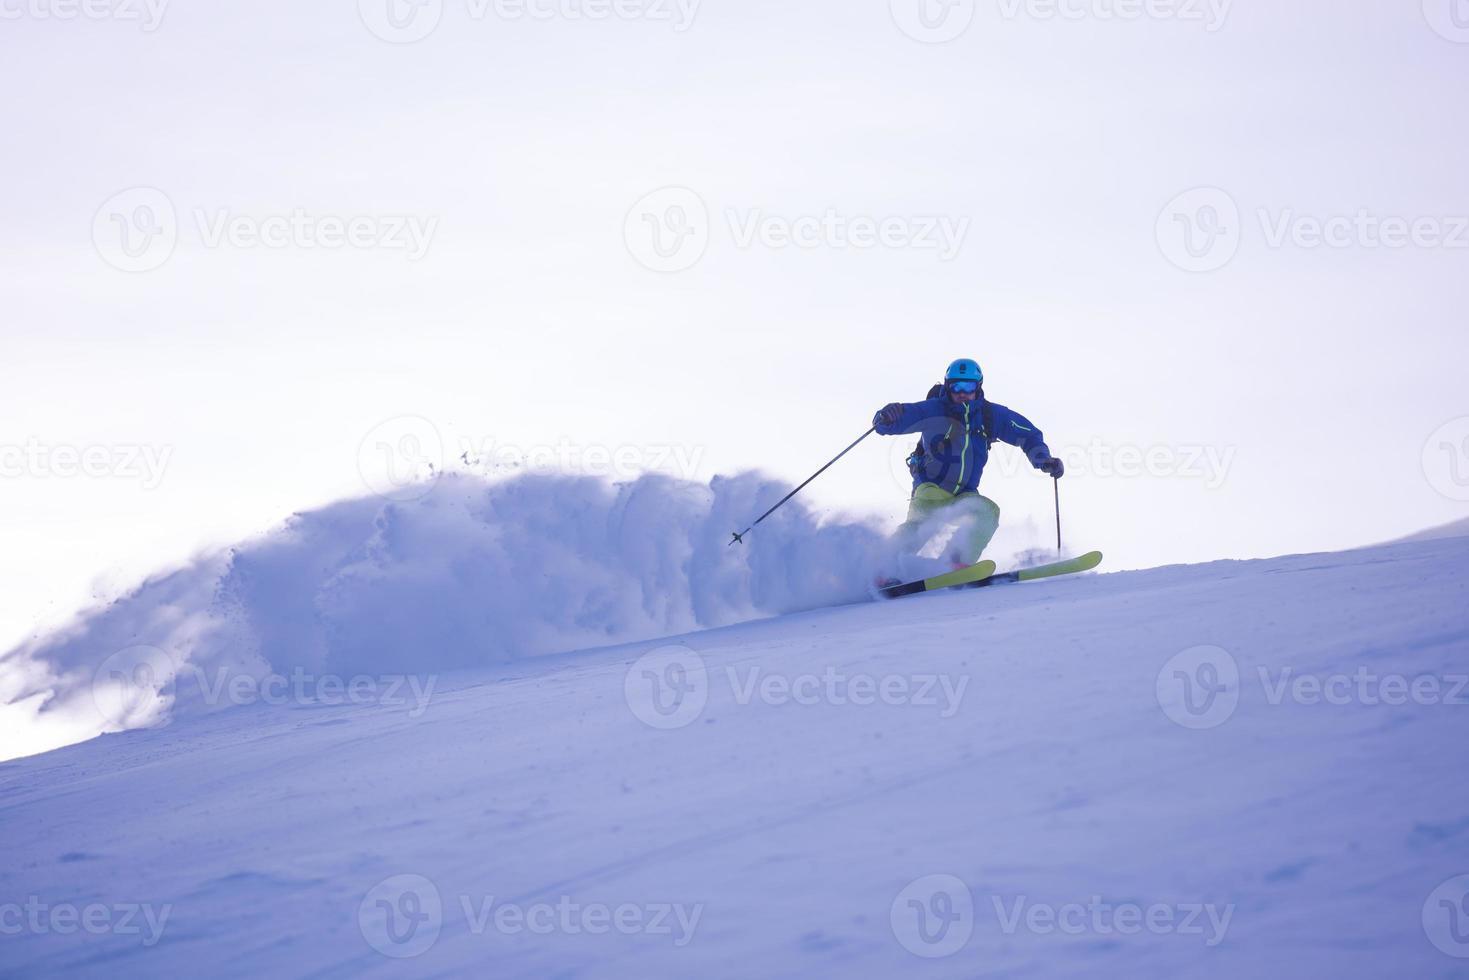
[874,398,949,435]
[990,403,1053,468]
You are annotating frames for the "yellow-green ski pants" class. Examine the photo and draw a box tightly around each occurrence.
[896,483,1001,563]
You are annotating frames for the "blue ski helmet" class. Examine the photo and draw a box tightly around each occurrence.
[945,358,984,384]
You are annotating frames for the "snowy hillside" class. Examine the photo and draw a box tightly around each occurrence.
[1396,516,1469,544]
[2,483,1467,978]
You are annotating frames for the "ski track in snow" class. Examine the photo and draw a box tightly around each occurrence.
[0,523,1466,976]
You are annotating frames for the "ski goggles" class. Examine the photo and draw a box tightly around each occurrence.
[946,380,979,394]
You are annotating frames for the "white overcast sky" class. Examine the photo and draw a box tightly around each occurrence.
[2,0,1467,651]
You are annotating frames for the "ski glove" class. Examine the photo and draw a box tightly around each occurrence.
[1039,457,1065,479]
[874,404,904,427]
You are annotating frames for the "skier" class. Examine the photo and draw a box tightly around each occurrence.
[874,358,1065,567]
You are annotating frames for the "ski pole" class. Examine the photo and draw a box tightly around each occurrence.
[1053,477,1062,555]
[729,426,876,545]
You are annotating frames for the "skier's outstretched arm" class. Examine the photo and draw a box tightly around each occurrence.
[992,404,1064,477]
[872,400,945,435]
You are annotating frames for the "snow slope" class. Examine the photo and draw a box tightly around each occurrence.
[1396,516,1469,544]
[3,514,1468,977]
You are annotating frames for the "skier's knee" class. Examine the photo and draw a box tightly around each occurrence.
[980,496,1000,522]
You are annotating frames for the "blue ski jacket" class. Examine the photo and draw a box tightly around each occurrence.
[874,397,1052,494]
